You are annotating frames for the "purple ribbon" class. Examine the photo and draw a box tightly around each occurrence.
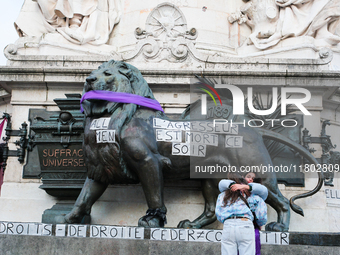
[255,228,261,255]
[80,90,164,113]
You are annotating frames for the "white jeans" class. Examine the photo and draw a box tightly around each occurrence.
[221,218,255,255]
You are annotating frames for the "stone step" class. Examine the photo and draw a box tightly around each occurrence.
[1,234,340,255]
[1,221,339,255]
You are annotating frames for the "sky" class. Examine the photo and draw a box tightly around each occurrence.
[0,1,24,66]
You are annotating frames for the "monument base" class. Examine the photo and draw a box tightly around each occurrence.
[0,231,339,255]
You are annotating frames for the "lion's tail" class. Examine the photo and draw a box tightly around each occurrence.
[257,129,323,217]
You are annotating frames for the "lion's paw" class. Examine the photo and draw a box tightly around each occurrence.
[56,213,91,224]
[265,222,288,232]
[63,212,82,224]
[177,219,191,228]
[177,220,201,229]
[138,208,167,228]
[138,215,164,228]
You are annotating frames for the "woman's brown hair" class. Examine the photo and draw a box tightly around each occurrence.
[223,172,249,206]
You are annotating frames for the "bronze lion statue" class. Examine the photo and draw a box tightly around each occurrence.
[60,60,323,231]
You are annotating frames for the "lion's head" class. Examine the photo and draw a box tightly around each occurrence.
[82,60,155,117]
[82,60,157,139]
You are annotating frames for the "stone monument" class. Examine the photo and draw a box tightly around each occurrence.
[0,0,339,235]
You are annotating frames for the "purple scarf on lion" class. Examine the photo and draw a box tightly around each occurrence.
[80,90,164,113]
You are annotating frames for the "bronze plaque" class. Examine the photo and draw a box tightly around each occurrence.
[38,144,85,171]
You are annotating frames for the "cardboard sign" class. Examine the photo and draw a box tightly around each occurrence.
[225,135,243,148]
[156,129,182,142]
[185,132,218,146]
[172,143,206,157]
[96,130,115,143]
[150,228,222,242]
[90,118,110,130]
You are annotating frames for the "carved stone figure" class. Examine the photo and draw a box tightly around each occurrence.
[60,60,323,231]
[228,0,279,46]
[15,0,122,45]
[230,0,340,49]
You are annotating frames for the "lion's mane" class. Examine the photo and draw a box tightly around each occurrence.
[83,60,158,184]
[84,60,156,136]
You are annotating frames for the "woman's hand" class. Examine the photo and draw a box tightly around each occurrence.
[230,184,250,192]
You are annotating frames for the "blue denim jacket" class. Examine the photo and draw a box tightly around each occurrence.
[215,192,267,227]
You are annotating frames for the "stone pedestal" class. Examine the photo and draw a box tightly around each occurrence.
[1,0,340,234]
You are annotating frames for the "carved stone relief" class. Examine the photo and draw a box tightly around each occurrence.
[15,0,123,46]
[123,3,197,62]
[229,0,340,50]
[4,0,340,67]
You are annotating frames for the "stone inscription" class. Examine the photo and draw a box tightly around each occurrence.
[39,145,85,170]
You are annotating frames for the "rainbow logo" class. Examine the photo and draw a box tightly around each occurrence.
[195,75,222,106]
[198,82,223,107]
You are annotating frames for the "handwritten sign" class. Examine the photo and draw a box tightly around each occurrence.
[209,122,238,134]
[325,189,340,207]
[0,221,291,245]
[153,118,238,134]
[260,232,289,245]
[96,130,115,143]
[90,225,144,239]
[150,228,222,242]
[185,132,218,146]
[90,118,116,144]
[172,143,206,157]
[156,129,182,142]
[153,118,241,156]
[225,135,243,148]
[153,118,191,130]
[55,224,66,237]
[0,222,52,236]
[90,118,110,130]
[67,225,87,237]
